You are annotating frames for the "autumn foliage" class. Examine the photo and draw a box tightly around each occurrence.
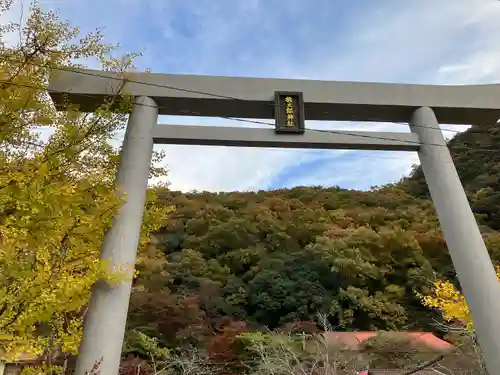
[420,266,500,331]
[119,357,154,375]
[206,318,248,374]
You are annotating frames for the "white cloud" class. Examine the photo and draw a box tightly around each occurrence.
[153,1,500,192]
[6,0,500,191]
[282,151,421,190]
[158,146,332,192]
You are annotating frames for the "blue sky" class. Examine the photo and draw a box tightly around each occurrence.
[6,0,500,192]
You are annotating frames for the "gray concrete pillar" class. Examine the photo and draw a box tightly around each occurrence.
[74,96,158,375]
[410,106,500,375]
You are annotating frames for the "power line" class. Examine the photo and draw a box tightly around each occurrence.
[44,64,496,134]
[306,127,500,152]
[0,76,277,126]
[0,60,499,152]
[28,59,498,134]
[2,55,494,136]
[312,109,479,135]
[7,128,494,167]
[2,77,495,152]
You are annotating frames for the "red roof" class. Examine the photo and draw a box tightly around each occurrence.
[324,331,454,351]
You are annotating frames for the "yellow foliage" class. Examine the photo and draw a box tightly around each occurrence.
[0,0,172,362]
[20,364,64,375]
[420,266,500,331]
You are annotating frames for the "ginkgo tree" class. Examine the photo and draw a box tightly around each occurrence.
[0,0,171,362]
[420,266,500,331]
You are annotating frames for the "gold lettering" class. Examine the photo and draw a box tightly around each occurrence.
[280,95,297,128]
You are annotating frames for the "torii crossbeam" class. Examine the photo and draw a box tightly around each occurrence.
[48,69,500,375]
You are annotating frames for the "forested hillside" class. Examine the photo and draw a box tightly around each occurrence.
[402,121,500,230]
[126,122,500,361]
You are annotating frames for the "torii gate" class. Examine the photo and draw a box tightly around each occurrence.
[48,70,500,375]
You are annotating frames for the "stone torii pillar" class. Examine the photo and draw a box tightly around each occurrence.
[410,107,500,375]
[74,96,158,375]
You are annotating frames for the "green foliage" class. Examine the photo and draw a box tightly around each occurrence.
[133,186,447,339]
[402,121,500,231]
[123,330,170,360]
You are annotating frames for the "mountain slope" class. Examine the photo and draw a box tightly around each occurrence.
[402,122,500,229]
[128,123,500,353]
